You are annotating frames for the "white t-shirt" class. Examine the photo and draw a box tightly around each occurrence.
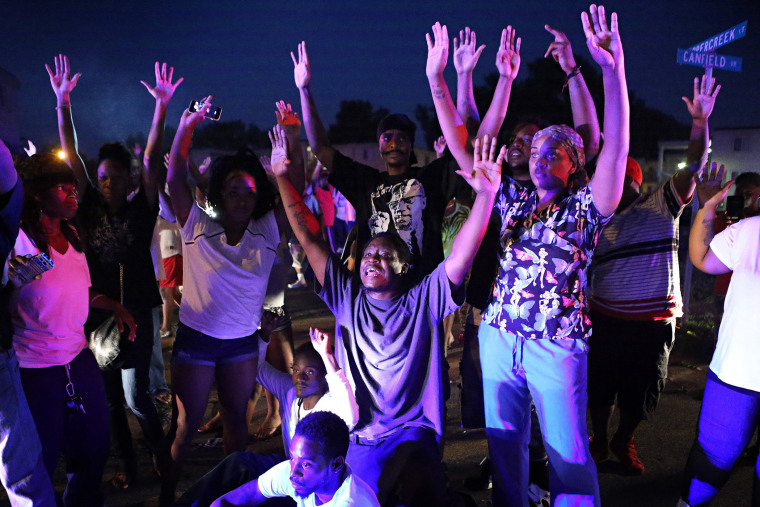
[9,229,90,367]
[709,215,760,391]
[257,461,379,507]
[179,205,279,338]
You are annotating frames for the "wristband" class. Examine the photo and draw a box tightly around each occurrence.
[561,65,582,92]
[55,103,71,110]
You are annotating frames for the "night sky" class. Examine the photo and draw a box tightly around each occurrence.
[1,0,758,156]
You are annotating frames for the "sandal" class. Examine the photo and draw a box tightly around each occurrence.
[197,416,223,433]
[253,423,282,440]
[111,470,134,489]
[154,391,172,405]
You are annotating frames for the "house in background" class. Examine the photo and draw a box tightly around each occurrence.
[710,126,760,180]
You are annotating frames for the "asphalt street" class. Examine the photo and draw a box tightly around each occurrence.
[1,286,753,506]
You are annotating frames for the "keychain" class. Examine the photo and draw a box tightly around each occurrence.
[64,363,86,414]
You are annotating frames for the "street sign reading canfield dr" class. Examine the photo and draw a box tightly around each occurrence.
[676,20,747,73]
[677,49,742,72]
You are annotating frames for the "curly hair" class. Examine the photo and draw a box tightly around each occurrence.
[294,411,349,461]
[206,149,276,221]
[16,154,83,255]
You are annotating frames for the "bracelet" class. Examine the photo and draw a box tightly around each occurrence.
[55,103,71,110]
[561,65,582,92]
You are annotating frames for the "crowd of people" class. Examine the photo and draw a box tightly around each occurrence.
[0,4,758,507]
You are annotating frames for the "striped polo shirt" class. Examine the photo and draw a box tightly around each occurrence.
[590,178,687,320]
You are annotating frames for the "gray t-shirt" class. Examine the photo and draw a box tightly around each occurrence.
[319,255,463,439]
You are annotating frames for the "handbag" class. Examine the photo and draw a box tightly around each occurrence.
[89,263,133,369]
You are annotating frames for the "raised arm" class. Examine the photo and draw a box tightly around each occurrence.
[453,27,486,137]
[46,54,89,196]
[310,327,360,429]
[167,96,212,227]
[140,62,183,209]
[275,101,305,195]
[689,163,733,274]
[270,125,329,285]
[583,5,629,217]
[445,136,504,286]
[426,22,473,174]
[477,26,521,139]
[292,42,336,170]
[544,25,600,160]
[673,74,721,201]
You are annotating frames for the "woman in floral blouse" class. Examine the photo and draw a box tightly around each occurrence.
[426,5,629,506]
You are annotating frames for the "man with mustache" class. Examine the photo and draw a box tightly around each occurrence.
[212,411,378,507]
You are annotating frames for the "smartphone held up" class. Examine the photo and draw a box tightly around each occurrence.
[189,100,222,121]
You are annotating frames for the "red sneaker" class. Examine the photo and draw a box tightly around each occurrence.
[588,435,609,464]
[609,435,645,475]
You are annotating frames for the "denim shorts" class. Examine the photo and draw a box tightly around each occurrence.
[171,323,259,367]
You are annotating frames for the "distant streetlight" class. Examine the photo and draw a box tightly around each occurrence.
[57,150,66,160]
[677,162,687,170]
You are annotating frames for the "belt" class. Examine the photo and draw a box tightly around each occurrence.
[350,433,388,446]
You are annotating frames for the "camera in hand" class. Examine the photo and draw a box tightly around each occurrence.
[189,100,222,121]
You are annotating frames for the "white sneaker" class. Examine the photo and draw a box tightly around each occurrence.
[288,279,307,289]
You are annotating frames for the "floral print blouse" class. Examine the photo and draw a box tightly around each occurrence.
[483,178,610,341]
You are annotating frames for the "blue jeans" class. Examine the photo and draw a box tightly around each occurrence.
[20,348,110,507]
[346,427,468,506]
[479,324,600,507]
[103,306,165,467]
[150,305,170,394]
[0,348,55,506]
[683,372,760,505]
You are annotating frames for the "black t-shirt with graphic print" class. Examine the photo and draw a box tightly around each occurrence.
[329,151,465,277]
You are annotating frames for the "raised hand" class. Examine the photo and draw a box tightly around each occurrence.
[309,327,333,358]
[544,25,576,73]
[696,162,733,209]
[45,54,81,102]
[180,95,213,129]
[23,140,36,157]
[268,124,290,178]
[457,135,505,195]
[581,4,623,70]
[198,156,212,175]
[259,155,272,174]
[426,22,449,78]
[496,26,521,80]
[291,41,311,90]
[434,136,447,157]
[453,27,485,74]
[275,100,301,138]
[140,62,183,106]
[682,74,721,120]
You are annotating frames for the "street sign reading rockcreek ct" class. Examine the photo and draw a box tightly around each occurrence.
[689,21,747,52]
[676,20,747,74]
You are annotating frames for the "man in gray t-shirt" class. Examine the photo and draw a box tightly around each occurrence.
[269,124,505,506]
